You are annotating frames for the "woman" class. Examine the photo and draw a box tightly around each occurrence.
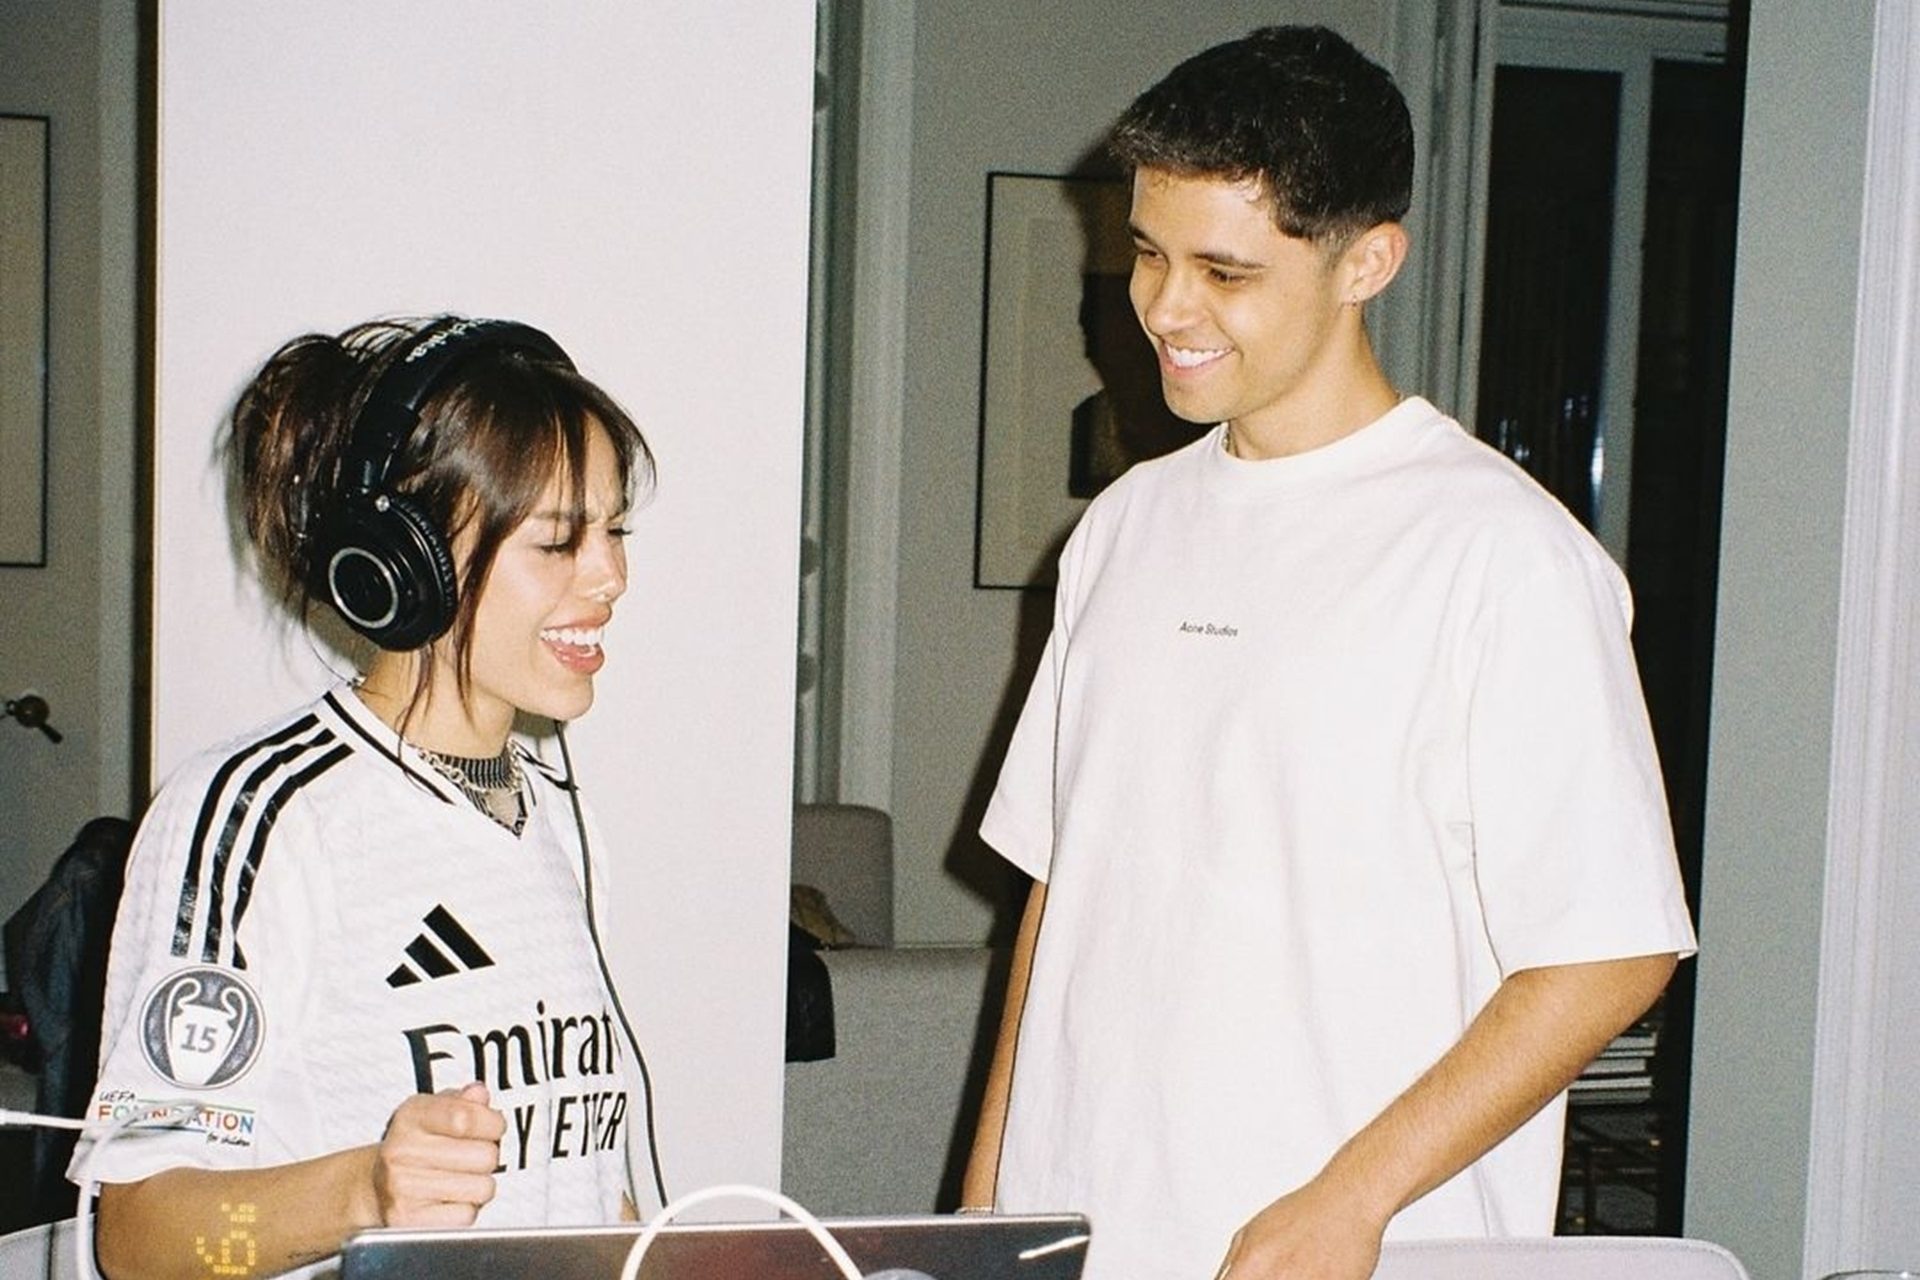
[72,316,655,1280]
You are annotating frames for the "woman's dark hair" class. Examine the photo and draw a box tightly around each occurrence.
[228,315,654,707]
[1110,25,1414,249]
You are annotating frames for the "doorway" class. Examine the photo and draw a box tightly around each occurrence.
[1473,0,1744,1235]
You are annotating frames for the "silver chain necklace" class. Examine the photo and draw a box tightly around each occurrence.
[416,744,526,834]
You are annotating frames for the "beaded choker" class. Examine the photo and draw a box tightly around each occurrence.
[416,744,526,834]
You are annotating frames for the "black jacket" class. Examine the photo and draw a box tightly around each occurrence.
[4,816,132,1224]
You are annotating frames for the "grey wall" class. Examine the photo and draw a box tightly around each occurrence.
[889,0,1398,944]
[0,0,138,960]
[885,5,1912,1274]
[1684,5,1877,1278]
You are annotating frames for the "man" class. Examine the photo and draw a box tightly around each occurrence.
[961,26,1696,1280]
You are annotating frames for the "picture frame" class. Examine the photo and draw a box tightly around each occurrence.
[973,171,1205,589]
[0,114,50,568]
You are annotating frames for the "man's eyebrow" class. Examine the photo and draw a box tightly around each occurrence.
[1196,250,1268,271]
[1127,224,1267,272]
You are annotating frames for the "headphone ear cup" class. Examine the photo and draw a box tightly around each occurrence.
[312,493,459,651]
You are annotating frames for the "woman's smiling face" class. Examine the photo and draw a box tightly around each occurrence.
[444,420,631,747]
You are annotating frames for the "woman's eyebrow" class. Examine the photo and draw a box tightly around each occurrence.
[528,505,628,523]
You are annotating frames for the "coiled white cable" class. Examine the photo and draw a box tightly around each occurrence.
[1,1099,201,1280]
[616,1184,863,1280]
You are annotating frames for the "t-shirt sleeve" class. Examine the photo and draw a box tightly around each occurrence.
[1464,537,1699,974]
[980,632,1062,883]
[979,517,1094,883]
[68,757,319,1187]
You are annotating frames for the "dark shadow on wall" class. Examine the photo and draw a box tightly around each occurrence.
[938,552,1059,947]
[943,143,1207,943]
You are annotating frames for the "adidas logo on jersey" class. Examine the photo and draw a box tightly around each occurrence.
[387,905,496,988]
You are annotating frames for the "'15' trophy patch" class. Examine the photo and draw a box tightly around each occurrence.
[141,967,265,1090]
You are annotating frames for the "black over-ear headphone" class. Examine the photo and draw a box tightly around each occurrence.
[310,317,574,651]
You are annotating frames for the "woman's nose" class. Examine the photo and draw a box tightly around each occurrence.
[580,534,628,605]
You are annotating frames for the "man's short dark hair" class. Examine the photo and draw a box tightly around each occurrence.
[1110,25,1414,248]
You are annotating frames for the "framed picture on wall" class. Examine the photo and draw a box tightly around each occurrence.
[974,171,1206,589]
[0,114,49,568]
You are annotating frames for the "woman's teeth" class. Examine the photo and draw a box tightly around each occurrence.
[540,626,603,649]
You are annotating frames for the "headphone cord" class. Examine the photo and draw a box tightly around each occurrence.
[556,721,671,1214]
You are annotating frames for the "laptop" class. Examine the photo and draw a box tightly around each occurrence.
[339,1214,1091,1280]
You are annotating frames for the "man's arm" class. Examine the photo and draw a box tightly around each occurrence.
[960,880,1047,1210]
[1217,951,1678,1280]
[95,1084,505,1280]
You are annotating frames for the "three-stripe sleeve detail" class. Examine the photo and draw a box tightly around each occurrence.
[170,721,348,968]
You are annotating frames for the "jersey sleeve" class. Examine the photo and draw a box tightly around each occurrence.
[69,753,322,1187]
[1463,535,1699,974]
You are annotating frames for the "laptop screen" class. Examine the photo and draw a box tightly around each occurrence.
[339,1214,1090,1280]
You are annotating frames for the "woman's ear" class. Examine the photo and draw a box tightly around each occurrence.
[1343,220,1410,306]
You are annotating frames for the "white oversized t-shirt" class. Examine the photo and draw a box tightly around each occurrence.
[72,686,644,1259]
[982,398,1697,1280]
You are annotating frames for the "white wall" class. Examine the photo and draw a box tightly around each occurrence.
[0,0,138,957]
[1802,0,1920,1266]
[154,2,814,1202]
[870,0,1402,943]
[1684,5,1877,1277]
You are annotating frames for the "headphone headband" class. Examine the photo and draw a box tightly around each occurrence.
[339,317,574,501]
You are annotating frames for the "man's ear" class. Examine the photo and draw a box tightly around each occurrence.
[1343,221,1410,305]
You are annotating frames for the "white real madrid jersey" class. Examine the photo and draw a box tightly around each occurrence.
[71,686,644,1231]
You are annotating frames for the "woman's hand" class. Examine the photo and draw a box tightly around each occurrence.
[371,1082,506,1227]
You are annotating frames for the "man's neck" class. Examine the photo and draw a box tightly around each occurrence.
[1225,349,1402,461]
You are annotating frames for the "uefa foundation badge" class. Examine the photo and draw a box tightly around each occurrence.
[140,967,265,1090]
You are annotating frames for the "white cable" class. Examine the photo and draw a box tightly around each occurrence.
[0,1109,93,1130]
[21,1098,204,1280]
[616,1184,863,1280]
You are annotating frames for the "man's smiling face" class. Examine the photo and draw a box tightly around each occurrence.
[1127,167,1353,447]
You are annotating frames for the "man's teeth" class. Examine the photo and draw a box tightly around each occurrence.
[540,626,604,649]
[1166,344,1229,368]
